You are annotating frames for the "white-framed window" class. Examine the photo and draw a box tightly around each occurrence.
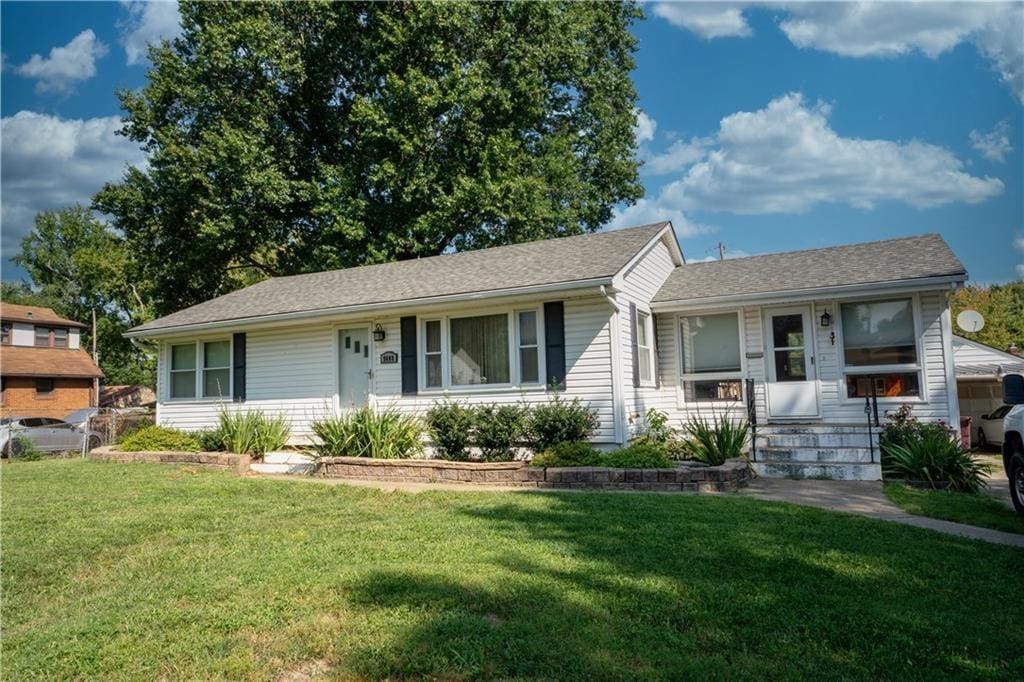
[420,307,544,390]
[840,297,921,399]
[635,310,654,384]
[53,328,69,348]
[202,340,231,398]
[424,319,443,388]
[678,311,743,403]
[517,310,540,385]
[168,339,231,400]
[169,343,197,399]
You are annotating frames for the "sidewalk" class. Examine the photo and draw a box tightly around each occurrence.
[742,479,1024,548]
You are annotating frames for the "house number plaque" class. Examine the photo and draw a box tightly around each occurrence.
[379,351,398,364]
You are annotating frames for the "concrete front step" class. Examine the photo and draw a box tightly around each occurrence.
[753,461,882,481]
[757,446,877,464]
[756,433,877,448]
[759,424,881,435]
[251,450,315,475]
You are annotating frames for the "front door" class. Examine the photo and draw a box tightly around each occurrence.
[765,306,819,419]
[338,328,370,409]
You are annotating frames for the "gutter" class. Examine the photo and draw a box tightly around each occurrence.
[125,277,615,339]
[650,274,966,312]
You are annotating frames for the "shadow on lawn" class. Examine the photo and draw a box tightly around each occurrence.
[337,491,1020,679]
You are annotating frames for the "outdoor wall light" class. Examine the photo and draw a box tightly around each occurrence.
[373,324,386,342]
[819,310,832,327]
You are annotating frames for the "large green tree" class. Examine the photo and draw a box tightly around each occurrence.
[95,0,644,315]
[952,281,1024,351]
[12,206,156,386]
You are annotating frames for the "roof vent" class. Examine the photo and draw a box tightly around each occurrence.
[25,311,33,317]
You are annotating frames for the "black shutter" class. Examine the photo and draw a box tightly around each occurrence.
[400,316,418,395]
[543,301,566,390]
[651,313,661,389]
[232,333,246,402]
[629,302,640,388]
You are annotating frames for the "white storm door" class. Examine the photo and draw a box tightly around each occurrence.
[765,306,819,419]
[338,328,370,409]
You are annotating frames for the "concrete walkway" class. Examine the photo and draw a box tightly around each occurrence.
[743,479,1024,548]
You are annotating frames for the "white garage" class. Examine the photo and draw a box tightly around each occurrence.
[954,335,1024,446]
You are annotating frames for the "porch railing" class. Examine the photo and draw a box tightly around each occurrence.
[745,378,757,462]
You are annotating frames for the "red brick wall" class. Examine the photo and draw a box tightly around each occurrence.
[0,376,94,419]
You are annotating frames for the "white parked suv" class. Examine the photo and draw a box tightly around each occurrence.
[1000,374,1024,514]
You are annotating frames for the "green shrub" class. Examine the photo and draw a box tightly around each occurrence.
[879,404,949,463]
[630,408,690,460]
[190,428,226,452]
[217,410,291,458]
[530,441,604,467]
[679,415,749,465]
[426,401,475,461]
[9,436,43,461]
[528,395,598,451]
[602,443,674,469]
[883,427,988,493]
[118,426,199,452]
[474,404,527,461]
[312,406,423,459]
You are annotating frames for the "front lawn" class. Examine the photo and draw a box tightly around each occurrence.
[884,482,1023,535]
[3,460,1022,679]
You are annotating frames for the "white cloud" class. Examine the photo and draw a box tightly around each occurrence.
[644,137,710,175]
[615,92,1003,229]
[690,248,752,263]
[652,2,752,39]
[0,111,146,264]
[652,1,1024,103]
[14,29,108,93]
[609,197,714,238]
[120,0,182,65]
[635,109,657,144]
[970,121,1012,162]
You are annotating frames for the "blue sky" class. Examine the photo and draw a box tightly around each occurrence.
[2,1,1022,284]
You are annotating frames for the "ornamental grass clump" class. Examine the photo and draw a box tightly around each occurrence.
[217,410,291,458]
[312,406,423,459]
[883,427,988,493]
[679,415,749,466]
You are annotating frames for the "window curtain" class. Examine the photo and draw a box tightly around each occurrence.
[450,314,509,385]
[841,299,916,365]
[681,313,741,373]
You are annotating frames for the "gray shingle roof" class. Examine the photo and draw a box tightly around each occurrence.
[132,222,669,334]
[653,234,965,304]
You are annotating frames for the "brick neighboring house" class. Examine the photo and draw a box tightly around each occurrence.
[1,304,103,419]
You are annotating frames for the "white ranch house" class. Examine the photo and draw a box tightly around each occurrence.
[127,223,968,480]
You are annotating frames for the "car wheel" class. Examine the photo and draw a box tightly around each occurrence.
[1010,453,1024,515]
[5,438,25,458]
[87,435,101,452]
[977,428,988,449]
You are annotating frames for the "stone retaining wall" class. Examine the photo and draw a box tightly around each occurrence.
[89,446,251,474]
[316,456,750,492]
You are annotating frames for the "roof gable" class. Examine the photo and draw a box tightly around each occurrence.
[0,303,85,328]
[653,234,966,304]
[131,222,672,335]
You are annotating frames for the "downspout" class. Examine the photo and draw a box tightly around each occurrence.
[601,286,626,446]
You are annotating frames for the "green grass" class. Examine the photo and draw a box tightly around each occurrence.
[2,460,1022,680]
[885,483,1024,535]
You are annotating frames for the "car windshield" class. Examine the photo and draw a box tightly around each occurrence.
[990,405,1012,419]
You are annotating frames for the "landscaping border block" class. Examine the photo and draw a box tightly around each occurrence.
[89,446,251,474]
[313,456,751,492]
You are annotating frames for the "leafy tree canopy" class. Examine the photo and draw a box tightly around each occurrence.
[10,206,156,386]
[952,281,1024,352]
[95,0,645,315]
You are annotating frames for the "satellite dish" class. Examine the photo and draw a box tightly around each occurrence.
[956,310,985,333]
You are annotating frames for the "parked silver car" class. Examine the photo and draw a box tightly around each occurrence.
[1,417,103,456]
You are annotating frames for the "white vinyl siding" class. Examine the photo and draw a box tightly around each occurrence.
[155,294,618,444]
